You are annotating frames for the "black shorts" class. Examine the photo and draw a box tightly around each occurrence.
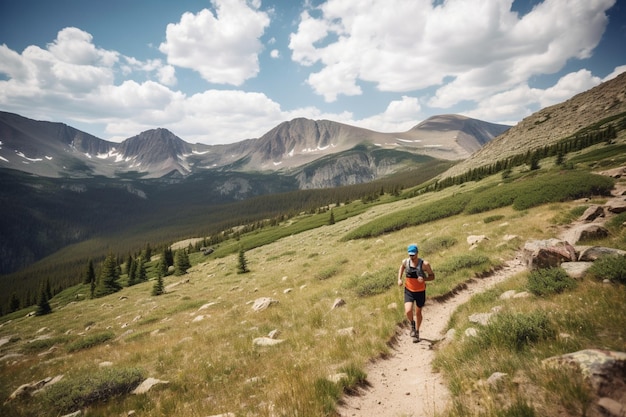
[404,288,426,308]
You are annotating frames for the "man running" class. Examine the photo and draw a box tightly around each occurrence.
[397,244,435,342]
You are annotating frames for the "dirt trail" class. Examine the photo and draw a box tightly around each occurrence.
[339,174,625,417]
[337,253,527,417]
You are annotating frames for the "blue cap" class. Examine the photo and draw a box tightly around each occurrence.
[407,244,418,255]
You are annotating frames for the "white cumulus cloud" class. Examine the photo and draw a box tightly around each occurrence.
[159,0,270,86]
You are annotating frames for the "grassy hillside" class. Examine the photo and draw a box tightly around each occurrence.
[0,160,452,314]
[1,133,625,416]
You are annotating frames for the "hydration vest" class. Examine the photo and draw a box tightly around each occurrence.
[404,258,425,278]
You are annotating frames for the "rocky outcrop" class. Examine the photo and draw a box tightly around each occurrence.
[543,349,626,417]
[523,239,577,269]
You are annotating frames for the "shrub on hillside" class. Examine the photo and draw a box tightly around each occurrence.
[419,236,458,255]
[475,311,556,351]
[345,267,396,297]
[38,367,144,414]
[511,172,613,210]
[343,193,471,239]
[483,214,505,224]
[586,255,626,284]
[437,254,491,274]
[66,331,115,352]
[527,267,577,296]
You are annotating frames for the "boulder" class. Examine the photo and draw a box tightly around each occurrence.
[543,349,626,395]
[331,298,346,310]
[253,337,284,346]
[132,377,169,394]
[606,199,626,214]
[560,261,594,279]
[251,297,278,312]
[579,205,605,222]
[523,239,577,269]
[561,224,609,245]
[467,235,488,245]
[578,246,626,261]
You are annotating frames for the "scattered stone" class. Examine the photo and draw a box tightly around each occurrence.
[283,288,292,294]
[337,327,356,337]
[332,298,346,309]
[579,205,605,222]
[560,261,594,279]
[388,302,398,310]
[562,223,609,245]
[502,234,518,241]
[252,297,278,312]
[598,397,625,417]
[198,302,218,311]
[206,413,235,417]
[513,291,530,298]
[328,373,348,383]
[99,361,113,368]
[468,313,493,326]
[543,349,626,395]
[61,411,82,417]
[268,329,280,339]
[464,328,478,338]
[192,315,206,323]
[606,199,626,214]
[499,290,517,299]
[578,246,626,261]
[253,337,284,346]
[467,235,488,245]
[132,377,169,395]
[486,372,507,387]
[7,375,64,401]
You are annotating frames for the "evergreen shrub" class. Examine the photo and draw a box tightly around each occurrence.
[67,331,115,352]
[475,311,556,351]
[587,255,626,284]
[39,367,144,414]
[527,267,577,296]
[345,267,396,297]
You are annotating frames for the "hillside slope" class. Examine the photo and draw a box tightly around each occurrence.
[442,71,626,179]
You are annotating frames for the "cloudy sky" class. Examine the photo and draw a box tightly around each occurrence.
[0,0,624,145]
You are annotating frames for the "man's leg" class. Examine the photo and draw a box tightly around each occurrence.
[404,301,416,337]
[415,305,422,330]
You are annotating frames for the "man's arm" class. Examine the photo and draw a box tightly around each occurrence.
[424,261,435,281]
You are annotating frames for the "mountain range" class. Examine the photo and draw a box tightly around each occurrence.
[0,112,508,187]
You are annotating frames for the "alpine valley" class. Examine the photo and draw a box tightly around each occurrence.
[0,111,508,276]
[1,70,625,312]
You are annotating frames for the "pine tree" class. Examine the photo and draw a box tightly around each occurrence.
[157,258,168,277]
[9,293,20,312]
[152,272,165,296]
[94,254,122,298]
[128,258,138,286]
[174,249,191,276]
[329,209,335,225]
[84,259,96,285]
[137,258,147,282]
[163,247,174,267]
[144,243,152,261]
[237,248,249,274]
[35,284,52,316]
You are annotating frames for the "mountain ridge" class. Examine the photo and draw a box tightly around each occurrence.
[442,71,626,179]
[0,111,509,183]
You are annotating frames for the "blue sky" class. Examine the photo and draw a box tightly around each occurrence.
[0,0,624,145]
